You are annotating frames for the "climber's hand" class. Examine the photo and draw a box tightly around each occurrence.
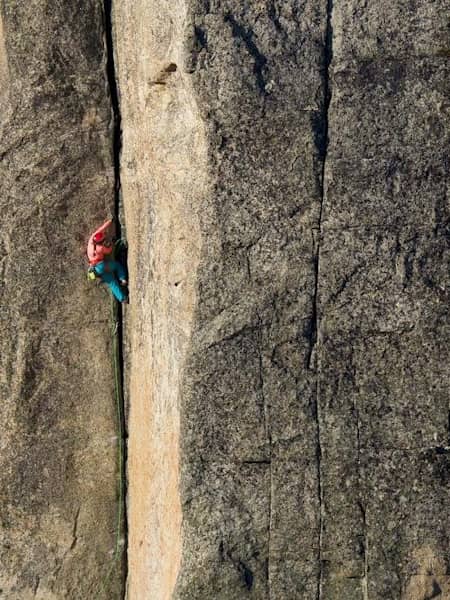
[120,279,128,286]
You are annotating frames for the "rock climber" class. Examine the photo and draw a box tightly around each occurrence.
[87,218,128,303]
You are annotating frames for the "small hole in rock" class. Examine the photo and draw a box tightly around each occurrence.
[165,63,177,73]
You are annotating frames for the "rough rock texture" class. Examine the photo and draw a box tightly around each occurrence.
[115,0,450,599]
[115,0,325,597]
[176,2,326,597]
[2,0,448,599]
[319,3,450,598]
[0,3,123,598]
[114,1,208,598]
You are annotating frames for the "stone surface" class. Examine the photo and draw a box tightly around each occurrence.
[114,1,208,597]
[2,0,449,598]
[0,2,123,598]
[115,0,449,598]
[318,1,450,598]
[177,0,325,597]
[116,0,327,597]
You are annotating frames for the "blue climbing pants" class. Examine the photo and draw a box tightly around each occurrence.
[94,260,128,303]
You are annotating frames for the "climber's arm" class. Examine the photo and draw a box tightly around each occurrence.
[92,219,113,238]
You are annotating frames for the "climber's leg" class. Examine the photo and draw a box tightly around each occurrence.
[109,259,127,283]
[94,260,128,302]
[106,278,128,303]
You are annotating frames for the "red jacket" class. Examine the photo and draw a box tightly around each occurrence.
[87,220,113,266]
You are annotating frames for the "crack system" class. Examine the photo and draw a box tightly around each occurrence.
[104,0,128,596]
[257,315,272,598]
[315,0,333,598]
[224,13,268,95]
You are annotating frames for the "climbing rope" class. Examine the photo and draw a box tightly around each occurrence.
[93,255,127,599]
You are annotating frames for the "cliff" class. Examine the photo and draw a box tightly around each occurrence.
[115,0,450,598]
[0,2,123,598]
[1,1,449,599]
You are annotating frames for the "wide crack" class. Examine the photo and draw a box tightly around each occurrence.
[103,0,128,596]
[315,0,333,598]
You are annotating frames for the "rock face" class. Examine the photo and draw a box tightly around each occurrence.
[319,4,450,598]
[0,3,123,598]
[1,1,449,599]
[114,1,208,597]
[115,0,450,599]
[175,2,326,597]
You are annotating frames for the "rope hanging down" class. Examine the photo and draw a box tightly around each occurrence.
[93,261,127,599]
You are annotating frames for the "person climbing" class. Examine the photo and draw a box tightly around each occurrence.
[87,218,128,303]
[87,218,114,265]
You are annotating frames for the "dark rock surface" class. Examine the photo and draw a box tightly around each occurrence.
[176,1,326,597]
[1,0,448,598]
[0,2,123,598]
[319,2,450,597]
[174,0,450,598]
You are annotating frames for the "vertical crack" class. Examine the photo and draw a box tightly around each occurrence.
[224,13,269,99]
[353,344,369,599]
[70,506,81,551]
[447,410,450,447]
[315,0,333,599]
[104,0,122,205]
[104,0,128,596]
[358,433,369,596]
[360,502,369,600]
[32,577,40,598]
[257,316,272,599]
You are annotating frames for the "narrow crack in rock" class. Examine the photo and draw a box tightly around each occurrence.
[104,0,128,595]
[447,411,450,446]
[33,576,40,598]
[361,501,370,600]
[70,507,81,551]
[316,0,333,598]
[224,13,268,97]
[257,314,272,598]
[353,343,369,599]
